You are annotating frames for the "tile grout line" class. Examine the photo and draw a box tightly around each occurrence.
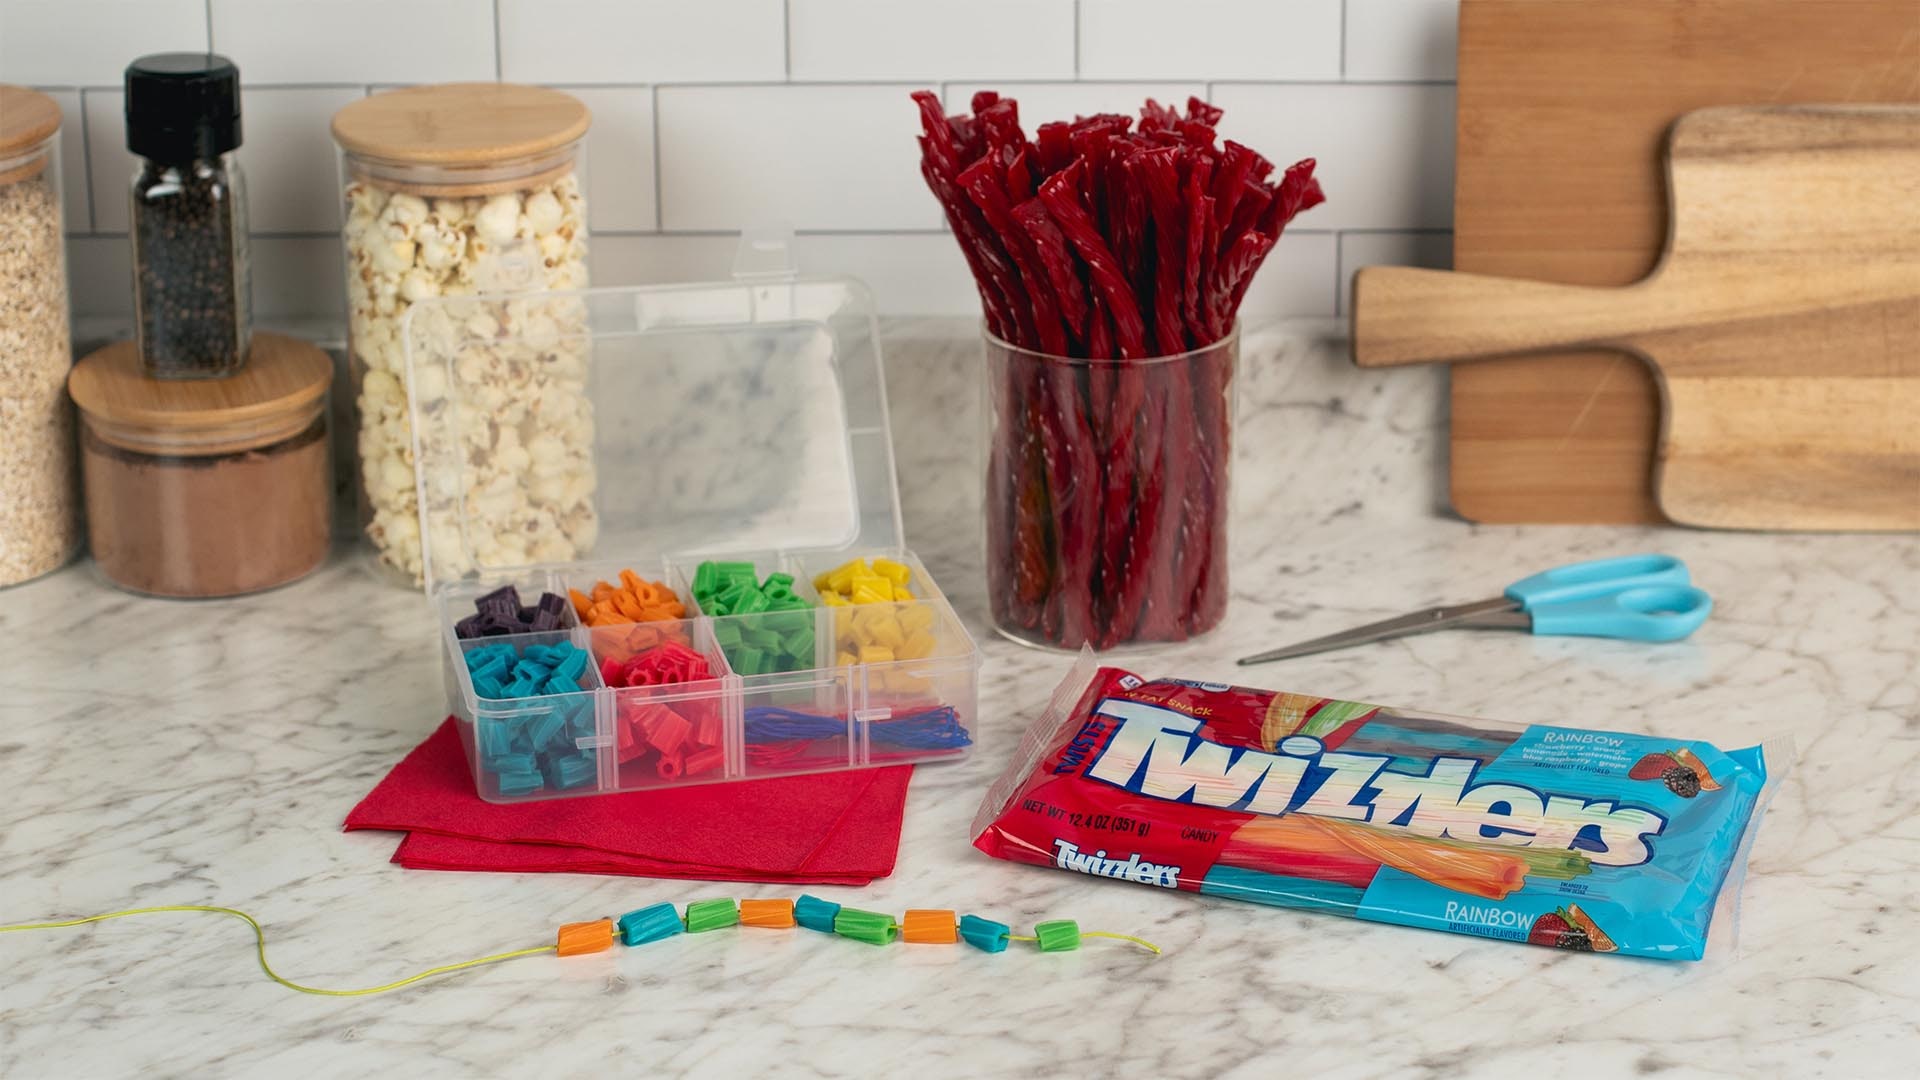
[783,0,792,79]
[492,0,504,80]
[1333,230,1345,316]
[1075,0,1090,76]
[78,89,97,234]
[205,0,215,50]
[650,87,664,232]
[1339,0,1348,80]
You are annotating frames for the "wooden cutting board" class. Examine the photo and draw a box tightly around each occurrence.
[1354,105,1920,531]
[1449,0,1920,523]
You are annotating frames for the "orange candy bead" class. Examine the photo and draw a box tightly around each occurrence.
[556,918,614,956]
[739,898,796,929]
[901,909,958,944]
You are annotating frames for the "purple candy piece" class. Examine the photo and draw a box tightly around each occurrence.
[538,591,569,614]
[518,605,538,623]
[530,610,561,632]
[455,614,481,639]
[475,585,521,612]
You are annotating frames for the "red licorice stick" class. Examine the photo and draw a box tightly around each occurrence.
[1035,166,1146,351]
[918,152,1027,344]
[1036,360,1100,646]
[961,157,1067,356]
[1181,158,1215,346]
[1013,197,1091,343]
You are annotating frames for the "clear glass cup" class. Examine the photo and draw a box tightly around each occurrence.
[982,325,1237,650]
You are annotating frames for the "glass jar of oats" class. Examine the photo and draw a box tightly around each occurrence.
[0,84,80,588]
[329,83,594,588]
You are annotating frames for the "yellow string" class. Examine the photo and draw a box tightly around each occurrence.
[0,906,554,997]
[1080,930,1162,955]
[1004,930,1162,954]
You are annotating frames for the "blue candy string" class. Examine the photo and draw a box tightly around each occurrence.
[744,706,973,750]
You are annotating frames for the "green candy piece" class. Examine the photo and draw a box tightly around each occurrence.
[684,899,739,934]
[736,645,765,675]
[833,907,897,946]
[1033,920,1081,953]
[780,629,813,659]
[712,621,742,647]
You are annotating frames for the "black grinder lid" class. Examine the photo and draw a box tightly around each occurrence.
[125,53,242,162]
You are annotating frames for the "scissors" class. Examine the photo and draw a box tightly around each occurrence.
[1237,553,1712,666]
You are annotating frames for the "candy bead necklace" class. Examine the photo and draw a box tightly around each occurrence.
[1,896,1158,999]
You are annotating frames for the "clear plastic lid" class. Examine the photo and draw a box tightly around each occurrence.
[402,236,902,592]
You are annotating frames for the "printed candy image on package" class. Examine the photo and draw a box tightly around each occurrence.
[973,657,1785,959]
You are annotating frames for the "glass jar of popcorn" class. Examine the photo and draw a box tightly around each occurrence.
[330,83,594,586]
[0,85,80,588]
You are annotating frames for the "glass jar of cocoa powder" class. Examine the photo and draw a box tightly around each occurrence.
[67,333,333,598]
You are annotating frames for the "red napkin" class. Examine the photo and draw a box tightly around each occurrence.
[346,718,911,883]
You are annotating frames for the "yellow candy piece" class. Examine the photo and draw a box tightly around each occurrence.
[892,584,914,602]
[813,573,832,592]
[902,628,936,660]
[819,592,847,607]
[835,650,858,668]
[851,585,890,606]
[873,558,911,586]
[901,605,936,632]
[827,567,855,594]
[867,614,905,651]
[859,645,895,665]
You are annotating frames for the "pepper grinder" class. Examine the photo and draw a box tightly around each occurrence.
[126,53,252,379]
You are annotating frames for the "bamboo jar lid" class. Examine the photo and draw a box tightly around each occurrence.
[69,333,334,457]
[0,84,62,185]
[331,83,591,196]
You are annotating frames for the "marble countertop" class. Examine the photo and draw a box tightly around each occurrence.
[3,319,1915,1079]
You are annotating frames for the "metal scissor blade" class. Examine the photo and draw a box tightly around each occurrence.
[1237,597,1519,665]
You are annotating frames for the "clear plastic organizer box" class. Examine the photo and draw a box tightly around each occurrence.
[405,262,980,803]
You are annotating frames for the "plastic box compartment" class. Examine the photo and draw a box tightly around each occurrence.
[411,272,981,802]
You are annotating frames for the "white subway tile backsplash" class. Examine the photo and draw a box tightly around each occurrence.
[589,234,737,286]
[250,236,344,318]
[66,236,134,318]
[1239,231,1339,322]
[566,87,658,233]
[1079,0,1342,80]
[235,88,363,232]
[41,91,91,233]
[82,90,134,234]
[1211,83,1454,231]
[1338,230,1451,314]
[499,0,785,84]
[658,85,936,232]
[38,0,1461,320]
[789,0,1073,82]
[790,233,978,316]
[0,0,207,87]
[1345,0,1459,81]
[209,1,494,85]
[941,82,1207,128]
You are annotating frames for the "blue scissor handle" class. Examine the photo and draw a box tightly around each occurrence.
[1528,585,1713,642]
[1505,553,1692,608]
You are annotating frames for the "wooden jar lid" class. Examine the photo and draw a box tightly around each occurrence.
[69,332,334,457]
[0,84,62,185]
[331,83,590,195]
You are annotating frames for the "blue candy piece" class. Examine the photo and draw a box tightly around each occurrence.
[959,914,1011,954]
[512,660,552,683]
[480,722,516,760]
[553,647,588,683]
[794,894,841,934]
[545,752,596,790]
[545,674,581,696]
[567,705,596,740]
[616,903,685,947]
[496,769,544,796]
[487,751,538,776]
[528,709,569,752]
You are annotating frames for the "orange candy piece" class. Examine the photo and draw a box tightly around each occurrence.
[739,898,796,929]
[574,570,691,662]
[901,909,958,944]
[556,918,614,956]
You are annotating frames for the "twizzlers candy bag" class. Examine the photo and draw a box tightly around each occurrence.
[973,657,1785,960]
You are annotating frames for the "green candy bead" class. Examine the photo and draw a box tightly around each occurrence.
[833,907,897,946]
[1033,919,1081,953]
[684,899,739,933]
